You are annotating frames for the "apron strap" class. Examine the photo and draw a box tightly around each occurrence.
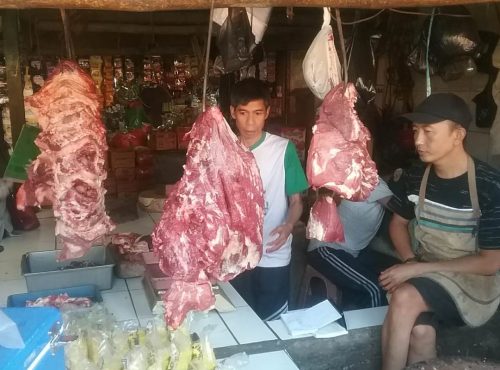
[417,158,480,221]
[467,156,481,220]
[417,165,432,221]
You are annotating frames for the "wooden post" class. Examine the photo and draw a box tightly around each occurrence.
[0,0,494,11]
[2,10,25,146]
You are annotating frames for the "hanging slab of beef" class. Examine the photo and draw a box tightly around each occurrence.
[17,60,114,260]
[306,82,378,242]
[152,107,264,329]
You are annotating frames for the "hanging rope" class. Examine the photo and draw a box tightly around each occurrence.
[335,9,348,84]
[425,8,436,97]
[202,0,215,112]
[59,9,74,60]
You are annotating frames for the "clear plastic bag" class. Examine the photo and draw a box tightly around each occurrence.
[302,8,342,100]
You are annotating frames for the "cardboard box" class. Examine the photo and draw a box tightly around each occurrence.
[114,167,136,181]
[116,179,138,193]
[110,150,135,168]
[176,127,191,150]
[149,130,177,151]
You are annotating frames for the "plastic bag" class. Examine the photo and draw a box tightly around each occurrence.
[473,70,499,128]
[438,55,477,81]
[407,34,437,75]
[429,6,480,61]
[217,352,250,370]
[216,7,255,73]
[303,8,342,99]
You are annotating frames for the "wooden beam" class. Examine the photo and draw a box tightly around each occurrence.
[2,10,25,146]
[0,0,493,12]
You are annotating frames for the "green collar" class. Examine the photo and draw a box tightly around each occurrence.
[249,132,266,151]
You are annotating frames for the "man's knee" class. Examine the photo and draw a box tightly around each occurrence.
[410,324,436,346]
[390,284,426,314]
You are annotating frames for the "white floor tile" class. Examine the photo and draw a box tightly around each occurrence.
[101,291,137,322]
[0,278,27,306]
[126,277,143,290]
[0,261,23,280]
[219,306,276,345]
[108,278,128,293]
[191,311,238,348]
[36,208,55,219]
[217,282,249,308]
[130,288,152,318]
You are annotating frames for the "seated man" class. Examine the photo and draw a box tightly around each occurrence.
[379,93,500,370]
[307,177,393,310]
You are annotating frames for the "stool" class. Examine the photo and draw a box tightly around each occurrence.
[298,264,342,308]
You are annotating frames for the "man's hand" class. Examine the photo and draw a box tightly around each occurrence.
[379,262,424,293]
[266,223,294,253]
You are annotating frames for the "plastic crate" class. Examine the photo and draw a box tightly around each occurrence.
[21,246,114,292]
[7,285,102,307]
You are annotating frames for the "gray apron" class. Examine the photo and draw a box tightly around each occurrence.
[414,157,500,327]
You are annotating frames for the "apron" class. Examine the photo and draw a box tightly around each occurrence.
[414,156,500,327]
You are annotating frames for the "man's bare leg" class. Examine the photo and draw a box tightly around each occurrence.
[407,325,437,365]
[381,283,430,370]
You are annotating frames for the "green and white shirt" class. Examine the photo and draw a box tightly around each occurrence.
[250,132,309,267]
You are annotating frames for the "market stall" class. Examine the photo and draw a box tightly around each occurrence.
[0,2,500,370]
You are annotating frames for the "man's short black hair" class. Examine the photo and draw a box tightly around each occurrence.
[230,78,270,107]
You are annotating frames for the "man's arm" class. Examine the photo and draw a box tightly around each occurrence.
[380,249,500,293]
[266,193,303,252]
[389,213,416,262]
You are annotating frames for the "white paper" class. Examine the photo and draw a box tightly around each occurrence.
[267,318,347,340]
[344,306,388,331]
[280,300,342,337]
[0,310,25,349]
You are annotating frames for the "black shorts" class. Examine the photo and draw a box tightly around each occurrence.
[230,265,290,321]
[408,277,465,330]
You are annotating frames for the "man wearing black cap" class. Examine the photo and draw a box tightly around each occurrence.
[378,93,500,370]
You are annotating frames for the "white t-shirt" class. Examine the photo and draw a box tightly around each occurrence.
[251,132,309,267]
[307,178,393,257]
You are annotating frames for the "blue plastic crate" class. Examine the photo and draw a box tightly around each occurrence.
[7,284,102,307]
[0,307,65,370]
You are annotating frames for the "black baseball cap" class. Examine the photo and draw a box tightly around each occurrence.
[402,93,472,129]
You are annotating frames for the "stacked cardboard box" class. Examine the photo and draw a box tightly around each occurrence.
[108,149,137,197]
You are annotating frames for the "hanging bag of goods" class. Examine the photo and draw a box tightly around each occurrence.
[17,60,115,260]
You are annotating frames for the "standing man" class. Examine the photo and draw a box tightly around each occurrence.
[379,93,500,370]
[229,78,309,321]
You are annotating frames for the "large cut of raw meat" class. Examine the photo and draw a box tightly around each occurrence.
[17,60,114,259]
[306,82,378,242]
[152,107,264,329]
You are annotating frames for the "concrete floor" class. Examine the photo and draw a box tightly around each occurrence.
[215,311,500,370]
